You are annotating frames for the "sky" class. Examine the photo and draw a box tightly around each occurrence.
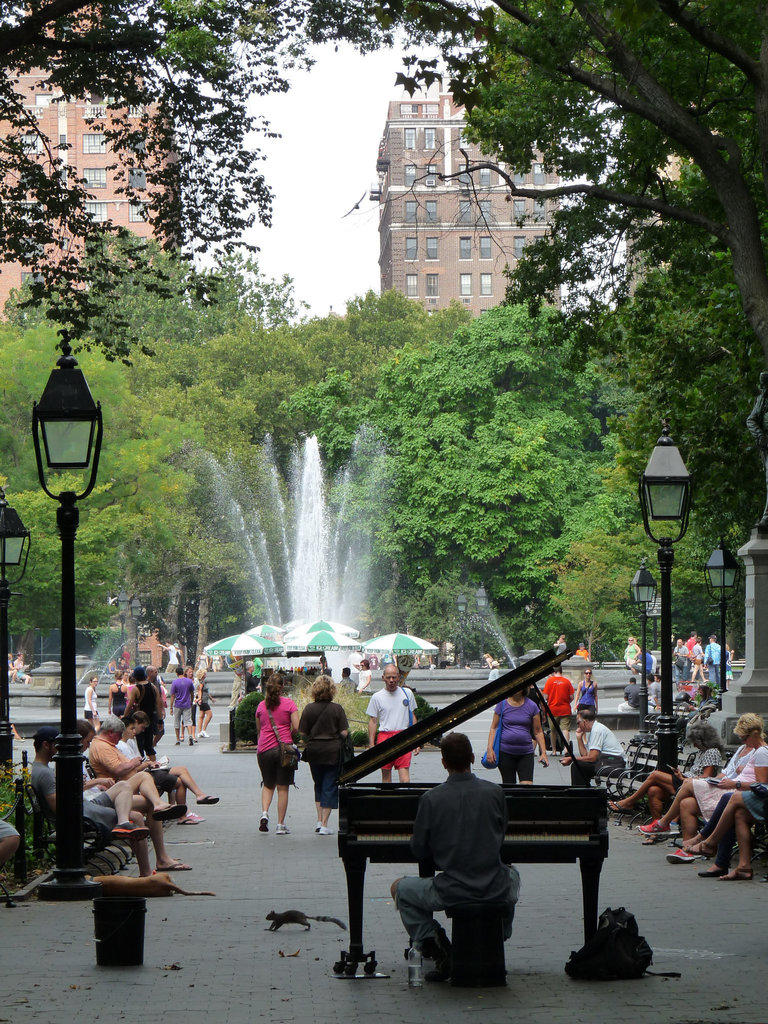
[245,43,412,318]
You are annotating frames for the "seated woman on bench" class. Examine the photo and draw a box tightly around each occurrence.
[608,722,723,817]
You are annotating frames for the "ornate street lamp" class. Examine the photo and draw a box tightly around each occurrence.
[456,592,467,668]
[0,489,30,763]
[630,558,657,740]
[32,332,103,901]
[475,584,489,664]
[704,540,741,697]
[639,420,692,772]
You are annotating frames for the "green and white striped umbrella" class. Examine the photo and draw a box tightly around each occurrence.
[283,628,362,653]
[362,632,438,655]
[230,632,285,658]
[203,634,241,655]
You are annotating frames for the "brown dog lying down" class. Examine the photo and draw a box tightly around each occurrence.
[91,873,216,897]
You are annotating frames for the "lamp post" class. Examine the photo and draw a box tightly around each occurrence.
[456,592,467,668]
[130,595,141,664]
[630,558,657,740]
[638,420,692,773]
[0,490,30,764]
[475,584,488,665]
[704,540,740,698]
[117,588,129,651]
[32,332,103,901]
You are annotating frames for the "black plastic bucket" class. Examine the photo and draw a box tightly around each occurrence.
[93,897,146,966]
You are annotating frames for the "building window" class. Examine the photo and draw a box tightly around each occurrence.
[533,162,546,184]
[479,199,491,222]
[426,274,439,297]
[426,200,437,222]
[85,201,108,222]
[21,271,44,285]
[459,199,472,223]
[460,273,472,296]
[478,167,491,187]
[458,162,471,188]
[84,167,107,189]
[405,274,418,297]
[480,273,492,296]
[479,236,492,259]
[459,237,472,260]
[83,133,106,154]
[425,164,437,186]
[129,202,147,222]
[404,127,416,149]
[513,199,526,221]
[129,168,146,189]
[513,236,525,258]
[405,236,418,260]
[424,127,436,150]
[459,129,469,147]
[426,236,438,260]
[405,200,417,222]
[21,133,43,153]
[513,170,526,185]
[405,164,416,186]
[533,198,546,222]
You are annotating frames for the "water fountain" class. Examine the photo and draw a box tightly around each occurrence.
[194,432,384,629]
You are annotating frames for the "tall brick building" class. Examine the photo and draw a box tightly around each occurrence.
[0,71,157,310]
[375,91,557,314]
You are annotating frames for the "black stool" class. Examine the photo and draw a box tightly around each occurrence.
[445,902,507,987]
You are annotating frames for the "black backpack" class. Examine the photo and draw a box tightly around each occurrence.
[565,907,654,980]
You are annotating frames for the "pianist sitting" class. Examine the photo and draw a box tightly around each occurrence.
[560,708,625,786]
[390,732,521,982]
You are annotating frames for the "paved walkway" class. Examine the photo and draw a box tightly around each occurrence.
[3,714,765,1024]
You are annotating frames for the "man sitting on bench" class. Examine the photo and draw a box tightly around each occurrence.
[390,732,520,982]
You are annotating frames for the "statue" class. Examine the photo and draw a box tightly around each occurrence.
[747,371,768,530]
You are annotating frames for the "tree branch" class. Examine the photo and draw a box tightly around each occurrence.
[655,0,760,85]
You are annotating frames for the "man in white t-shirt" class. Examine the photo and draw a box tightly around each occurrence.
[366,663,419,783]
[560,707,625,787]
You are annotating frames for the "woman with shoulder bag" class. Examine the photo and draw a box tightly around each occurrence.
[298,675,349,835]
[255,673,299,835]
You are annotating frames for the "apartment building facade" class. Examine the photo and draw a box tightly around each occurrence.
[0,72,157,310]
[375,92,557,314]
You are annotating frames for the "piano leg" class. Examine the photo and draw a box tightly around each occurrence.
[334,853,387,978]
[578,855,602,942]
[343,853,367,964]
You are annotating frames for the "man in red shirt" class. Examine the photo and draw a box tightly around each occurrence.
[542,672,575,754]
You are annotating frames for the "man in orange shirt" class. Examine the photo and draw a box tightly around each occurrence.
[542,672,575,755]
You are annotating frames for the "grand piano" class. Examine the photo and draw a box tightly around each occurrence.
[335,648,609,977]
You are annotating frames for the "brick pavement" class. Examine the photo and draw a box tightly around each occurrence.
[2,722,766,1024]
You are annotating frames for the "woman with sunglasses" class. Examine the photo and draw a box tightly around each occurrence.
[574,668,598,714]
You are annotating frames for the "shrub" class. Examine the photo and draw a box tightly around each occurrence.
[234,691,261,744]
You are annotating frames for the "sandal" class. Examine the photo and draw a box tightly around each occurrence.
[154,862,193,872]
[196,795,220,805]
[152,804,188,822]
[686,841,715,857]
[608,800,623,813]
[718,868,753,881]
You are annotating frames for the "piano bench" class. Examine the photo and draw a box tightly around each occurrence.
[445,902,507,987]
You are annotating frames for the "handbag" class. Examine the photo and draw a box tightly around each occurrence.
[481,716,502,769]
[339,733,356,765]
[267,708,300,770]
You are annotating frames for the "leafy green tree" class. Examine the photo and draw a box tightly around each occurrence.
[0,0,383,351]
[387,0,768,365]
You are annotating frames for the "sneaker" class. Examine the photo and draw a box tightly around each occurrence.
[111,821,150,841]
[638,819,670,834]
[317,826,334,835]
[189,737,194,746]
[666,849,700,864]
[199,731,208,738]
[276,823,290,835]
[315,821,323,833]
[259,814,269,833]
[175,740,180,746]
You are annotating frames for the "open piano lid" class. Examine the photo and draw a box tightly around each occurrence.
[340,647,571,785]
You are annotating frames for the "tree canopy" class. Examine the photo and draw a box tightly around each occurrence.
[386,0,768,366]
[0,0,384,353]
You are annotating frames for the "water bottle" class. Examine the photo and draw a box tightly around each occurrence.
[407,945,423,988]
